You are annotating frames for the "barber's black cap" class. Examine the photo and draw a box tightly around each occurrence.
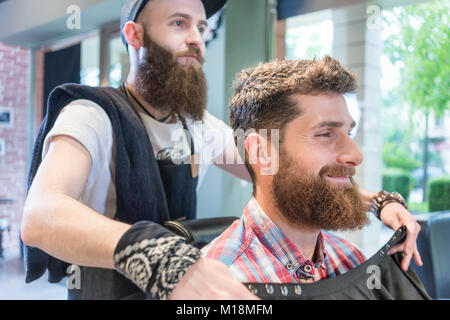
[120,0,227,48]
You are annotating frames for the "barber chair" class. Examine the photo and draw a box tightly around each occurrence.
[410,211,450,299]
[164,217,239,249]
[426,211,450,299]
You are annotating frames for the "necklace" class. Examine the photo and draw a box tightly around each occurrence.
[123,84,172,123]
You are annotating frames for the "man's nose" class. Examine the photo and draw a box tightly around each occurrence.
[185,27,204,50]
[336,135,363,167]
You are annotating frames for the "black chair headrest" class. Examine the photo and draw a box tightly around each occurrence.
[164,217,239,249]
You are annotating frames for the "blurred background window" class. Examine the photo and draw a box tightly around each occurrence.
[108,35,128,88]
[285,9,333,60]
[80,34,100,86]
[381,0,450,213]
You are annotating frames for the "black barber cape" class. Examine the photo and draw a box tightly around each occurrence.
[244,226,431,300]
[24,84,186,299]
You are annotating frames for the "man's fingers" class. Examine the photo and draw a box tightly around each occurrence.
[413,247,423,267]
[400,248,413,271]
[387,243,403,255]
[387,243,423,271]
[388,243,414,271]
[388,243,410,271]
[396,218,421,271]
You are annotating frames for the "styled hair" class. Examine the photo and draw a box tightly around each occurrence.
[229,55,357,185]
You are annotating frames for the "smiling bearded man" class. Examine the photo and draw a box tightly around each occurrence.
[203,56,370,283]
[272,146,369,231]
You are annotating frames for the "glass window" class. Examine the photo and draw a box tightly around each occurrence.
[80,35,100,86]
[381,0,449,210]
[109,35,128,87]
[285,9,333,60]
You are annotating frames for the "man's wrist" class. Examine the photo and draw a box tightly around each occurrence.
[369,190,408,219]
[113,221,201,299]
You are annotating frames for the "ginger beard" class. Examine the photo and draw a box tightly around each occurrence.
[271,145,370,231]
[134,32,207,122]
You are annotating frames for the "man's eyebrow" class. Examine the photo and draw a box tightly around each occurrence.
[168,12,208,27]
[311,120,357,130]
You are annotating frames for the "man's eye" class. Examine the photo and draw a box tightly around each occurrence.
[317,132,332,137]
[198,26,206,34]
[174,20,184,27]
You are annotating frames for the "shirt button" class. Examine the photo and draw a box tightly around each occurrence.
[286,263,293,270]
[304,264,313,273]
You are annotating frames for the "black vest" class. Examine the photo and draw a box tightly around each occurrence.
[24,84,195,299]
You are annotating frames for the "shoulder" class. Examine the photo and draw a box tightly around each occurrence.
[52,99,112,142]
[322,231,366,266]
[61,99,110,118]
[43,99,113,165]
[201,217,251,267]
[51,84,123,103]
[55,99,112,134]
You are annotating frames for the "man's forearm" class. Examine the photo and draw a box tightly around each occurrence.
[22,192,131,269]
[22,192,204,299]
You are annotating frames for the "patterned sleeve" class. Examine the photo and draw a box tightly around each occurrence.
[114,221,202,300]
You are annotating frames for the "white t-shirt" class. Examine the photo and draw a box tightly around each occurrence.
[42,99,233,219]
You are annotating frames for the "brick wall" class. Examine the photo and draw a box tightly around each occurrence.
[0,44,30,254]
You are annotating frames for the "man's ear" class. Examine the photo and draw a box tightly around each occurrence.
[122,21,144,51]
[245,132,279,176]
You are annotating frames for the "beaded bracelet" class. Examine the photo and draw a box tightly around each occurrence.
[370,191,408,219]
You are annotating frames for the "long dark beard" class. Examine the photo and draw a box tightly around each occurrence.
[271,146,369,231]
[134,33,207,121]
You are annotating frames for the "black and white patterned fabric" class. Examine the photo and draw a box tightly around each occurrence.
[114,221,201,299]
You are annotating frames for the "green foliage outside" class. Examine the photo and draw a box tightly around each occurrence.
[382,141,421,173]
[428,176,450,212]
[384,1,450,119]
[382,168,411,201]
[407,201,428,213]
[382,1,450,202]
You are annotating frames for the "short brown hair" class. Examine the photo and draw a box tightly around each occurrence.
[229,55,357,185]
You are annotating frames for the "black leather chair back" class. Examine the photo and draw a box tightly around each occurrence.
[411,210,450,299]
[164,217,239,249]
[427,211,450,299]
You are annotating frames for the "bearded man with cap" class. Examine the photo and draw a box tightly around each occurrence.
[21,0,256,300]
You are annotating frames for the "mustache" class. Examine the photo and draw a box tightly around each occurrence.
[319,165,356,179]
[175,47,205,64]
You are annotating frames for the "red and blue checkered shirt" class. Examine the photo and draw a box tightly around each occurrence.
[202,198,366,283]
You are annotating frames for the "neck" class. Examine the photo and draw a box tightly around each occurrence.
[125,78,174,123]
[254,185,320,261]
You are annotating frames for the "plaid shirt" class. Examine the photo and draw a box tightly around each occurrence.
[202,197,366,283]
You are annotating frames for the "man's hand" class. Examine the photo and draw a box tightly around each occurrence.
[379,202,423,271]
[169,258,259,300]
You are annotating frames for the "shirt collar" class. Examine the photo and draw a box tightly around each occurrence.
[244,197,327,274]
